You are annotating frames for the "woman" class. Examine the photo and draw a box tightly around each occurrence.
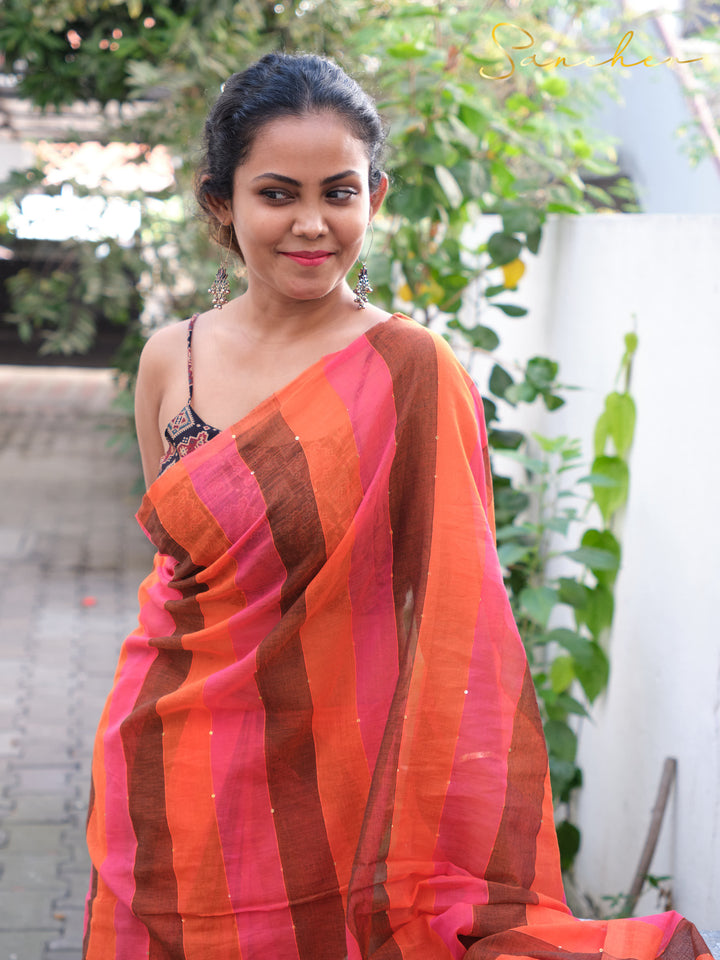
[83,53,711,960]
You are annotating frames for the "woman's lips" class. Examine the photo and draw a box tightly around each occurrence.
[281,251,333,266]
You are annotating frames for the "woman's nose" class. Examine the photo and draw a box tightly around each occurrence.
[291,204,328,238]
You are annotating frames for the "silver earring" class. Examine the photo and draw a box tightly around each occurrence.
[353,224,374,309]
[209,227,233,309]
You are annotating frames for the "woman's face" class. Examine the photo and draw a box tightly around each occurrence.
[216,112,387,307]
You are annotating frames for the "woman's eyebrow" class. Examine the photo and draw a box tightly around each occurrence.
[251,169,361,186]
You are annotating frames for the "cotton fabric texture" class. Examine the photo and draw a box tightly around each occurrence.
[83,314,710,960]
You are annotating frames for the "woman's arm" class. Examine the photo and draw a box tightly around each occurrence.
[134,322,189,489]
[134,333,167,490]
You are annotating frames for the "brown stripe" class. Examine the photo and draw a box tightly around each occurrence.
[372,321,439,651]
[239,412,347,960]
[484,664,546,915]
[465,929,604,960]
[464,892,537,942]
[81,864,98,958]
[348,323,439,958]
[659,919,713,960]
[143,508,208,636]
[121,649,192,955]
[120,508,205,956]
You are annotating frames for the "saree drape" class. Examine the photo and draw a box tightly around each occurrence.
[83,314,710,960]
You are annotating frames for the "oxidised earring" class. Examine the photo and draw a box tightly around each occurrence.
[209,227,233,309]
[353,224,374,309]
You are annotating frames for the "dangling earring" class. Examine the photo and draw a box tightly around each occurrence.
[353,223,374,309]
[209,226,233,309]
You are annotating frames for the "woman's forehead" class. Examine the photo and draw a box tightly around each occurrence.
[239,112,371,174]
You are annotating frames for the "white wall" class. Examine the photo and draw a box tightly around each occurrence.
[463,214,720,926]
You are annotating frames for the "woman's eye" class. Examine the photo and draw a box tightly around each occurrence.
[328,188,358,201]
[261,189,291,202]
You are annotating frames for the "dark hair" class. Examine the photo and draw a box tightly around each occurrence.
[196,52,387,258]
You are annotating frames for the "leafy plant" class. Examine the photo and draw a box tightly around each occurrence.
[489,334,638,869]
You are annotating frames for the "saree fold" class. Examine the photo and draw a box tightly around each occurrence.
[83,314,710,960]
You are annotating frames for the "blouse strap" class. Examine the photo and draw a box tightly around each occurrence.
[186,313,199,402]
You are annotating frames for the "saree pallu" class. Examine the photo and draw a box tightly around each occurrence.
[83,314,710,960]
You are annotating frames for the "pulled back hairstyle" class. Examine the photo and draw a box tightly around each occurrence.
[196,52,387,258]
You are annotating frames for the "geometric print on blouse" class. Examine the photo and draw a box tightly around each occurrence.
[157,313,221,477]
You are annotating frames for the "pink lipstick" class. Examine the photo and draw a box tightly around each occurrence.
[281,251,333,266]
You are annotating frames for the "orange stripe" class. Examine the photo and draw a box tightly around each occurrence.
[278,368,364,555]
[157,658,240,958]
[529,770,567,902]
[386,341,486,895]
[279,376,371,894]
[85,874,117,957]
[151,473,233,570]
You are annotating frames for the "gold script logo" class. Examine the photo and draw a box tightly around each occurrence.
[480,22,704,80]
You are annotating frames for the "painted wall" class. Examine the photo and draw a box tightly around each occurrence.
[462,213,720,926]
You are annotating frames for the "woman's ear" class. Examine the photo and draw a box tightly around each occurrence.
[369,172,389,220]
[206,194,233,226]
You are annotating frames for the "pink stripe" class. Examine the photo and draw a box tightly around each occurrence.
[199,451,297,954]
[100,569,178,904]
[436,560,526,878]
[636,912,684,951]
[429,897,479,959]
[112,899,150,956]
[185,435,251,545]
[324,344,399,768]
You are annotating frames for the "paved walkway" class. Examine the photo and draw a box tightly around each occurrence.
[0,365,718,960]
[0,366,152,959]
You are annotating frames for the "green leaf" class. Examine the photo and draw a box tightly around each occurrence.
[487,232,522,266]
[539,76,569,98]
[548,756,580,803]
[578,584,614,638]
[501,206,542,235]
[434,164,464,209]
[543,393,565,411]
[493,303,528,317]
[579,472,621,487]
[551,692,590,718]
[573,640,609,702]
[489,364,514,400]
[526,356,558,388]
[498,542,531,567]
[556,820,581,871]
[564,546,620,571]
[581,529,621,587]
[526,228,542,254]
[591,455,629,522]
[550,655,575,693]
[484,283,505,297]
[505,382,537,405]
[458,103,487,136]
[604,391,636,457]
[482,396,498,424]
[557,578,589,608]
[387,41,427,58]
[488,429,523,450]
[594,411,610,459]
[544,719,577,762]
[493,486,530,524]
[520,586,558,628]
[461,323,500,351]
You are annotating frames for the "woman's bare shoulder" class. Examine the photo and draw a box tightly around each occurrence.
[138,317,192,371]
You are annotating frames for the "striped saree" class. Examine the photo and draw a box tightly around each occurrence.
[83,314,710,960]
